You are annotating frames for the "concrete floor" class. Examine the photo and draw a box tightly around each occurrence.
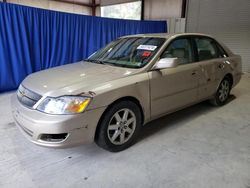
[0,74,250,188]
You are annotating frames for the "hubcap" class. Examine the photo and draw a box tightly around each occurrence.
[107,108,136,145]
[218,80,230,102]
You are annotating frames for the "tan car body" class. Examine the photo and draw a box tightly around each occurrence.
[11,33,242,148]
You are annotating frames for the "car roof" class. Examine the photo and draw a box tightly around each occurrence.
[121,33,214,39]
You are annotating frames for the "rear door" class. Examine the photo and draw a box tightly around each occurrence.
[194,37,227,100]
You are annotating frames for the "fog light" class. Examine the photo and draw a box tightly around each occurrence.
[40,133,68,142]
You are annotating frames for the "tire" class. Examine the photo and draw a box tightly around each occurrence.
[95,100,142,152]
[210,76,232,106]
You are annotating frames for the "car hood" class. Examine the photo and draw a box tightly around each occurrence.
[22,61,140,96]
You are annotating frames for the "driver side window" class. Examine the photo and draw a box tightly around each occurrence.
[161,38,193,65]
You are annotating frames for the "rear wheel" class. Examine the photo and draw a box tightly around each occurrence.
[210,77,232,106]
[95,100,142,152]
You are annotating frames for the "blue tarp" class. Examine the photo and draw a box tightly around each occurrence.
[0,3,167,92]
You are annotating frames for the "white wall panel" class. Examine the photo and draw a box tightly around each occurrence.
[49,1,74,13]
[186,0,250,72]
[144,0,182,20]
[7,0,92,15]
[73,4,91,15]
[7,0,22,4]
[19,0,49,8]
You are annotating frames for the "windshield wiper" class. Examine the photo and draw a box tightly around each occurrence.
[84,59,105,65]
[109,63,138,68]
[85,59,120,67]
[85,59,139,69]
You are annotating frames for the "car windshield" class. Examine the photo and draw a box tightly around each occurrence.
[86,37,166,68]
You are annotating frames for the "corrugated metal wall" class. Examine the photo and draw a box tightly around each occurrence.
[186,0,250,72]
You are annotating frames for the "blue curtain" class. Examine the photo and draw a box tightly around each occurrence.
[0,3,167,92]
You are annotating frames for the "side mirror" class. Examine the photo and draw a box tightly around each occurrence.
[152,58,179,70]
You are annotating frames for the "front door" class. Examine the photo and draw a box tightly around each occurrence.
[149,37,200,119]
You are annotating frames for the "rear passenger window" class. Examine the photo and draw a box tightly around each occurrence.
[215,42,228,58]
[161,38,193,65]
[195,38,220,61]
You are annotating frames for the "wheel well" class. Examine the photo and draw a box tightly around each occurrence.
[225,73,233,86]
[94,96,145,141]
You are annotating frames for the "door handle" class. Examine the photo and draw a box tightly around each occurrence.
[191,71,197,75]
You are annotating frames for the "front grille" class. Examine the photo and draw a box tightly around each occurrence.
[17,85,42,108]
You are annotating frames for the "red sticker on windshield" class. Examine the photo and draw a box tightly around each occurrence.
[142,51,152,57]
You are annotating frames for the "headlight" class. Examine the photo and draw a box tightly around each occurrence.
[37,96,91,115]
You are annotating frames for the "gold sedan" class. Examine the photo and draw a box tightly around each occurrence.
[12,33,242,152]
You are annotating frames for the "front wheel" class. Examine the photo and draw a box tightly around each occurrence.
[210,77,232,106]
[95,100,142,152]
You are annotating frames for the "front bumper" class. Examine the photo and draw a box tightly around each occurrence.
[11,94,106,148]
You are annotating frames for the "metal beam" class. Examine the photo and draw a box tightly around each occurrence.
[141,0,144,20]
[52,0,100,8]
[92,0,96,16]
[181,0,187,18]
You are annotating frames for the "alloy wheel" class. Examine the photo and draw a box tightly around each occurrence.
[218,79,230,102]
[107,108,136,145]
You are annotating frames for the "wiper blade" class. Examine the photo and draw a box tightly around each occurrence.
[85,59,138,69]
[111,63,138,68]
[84,59,105,64]
[85,59,121,67]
